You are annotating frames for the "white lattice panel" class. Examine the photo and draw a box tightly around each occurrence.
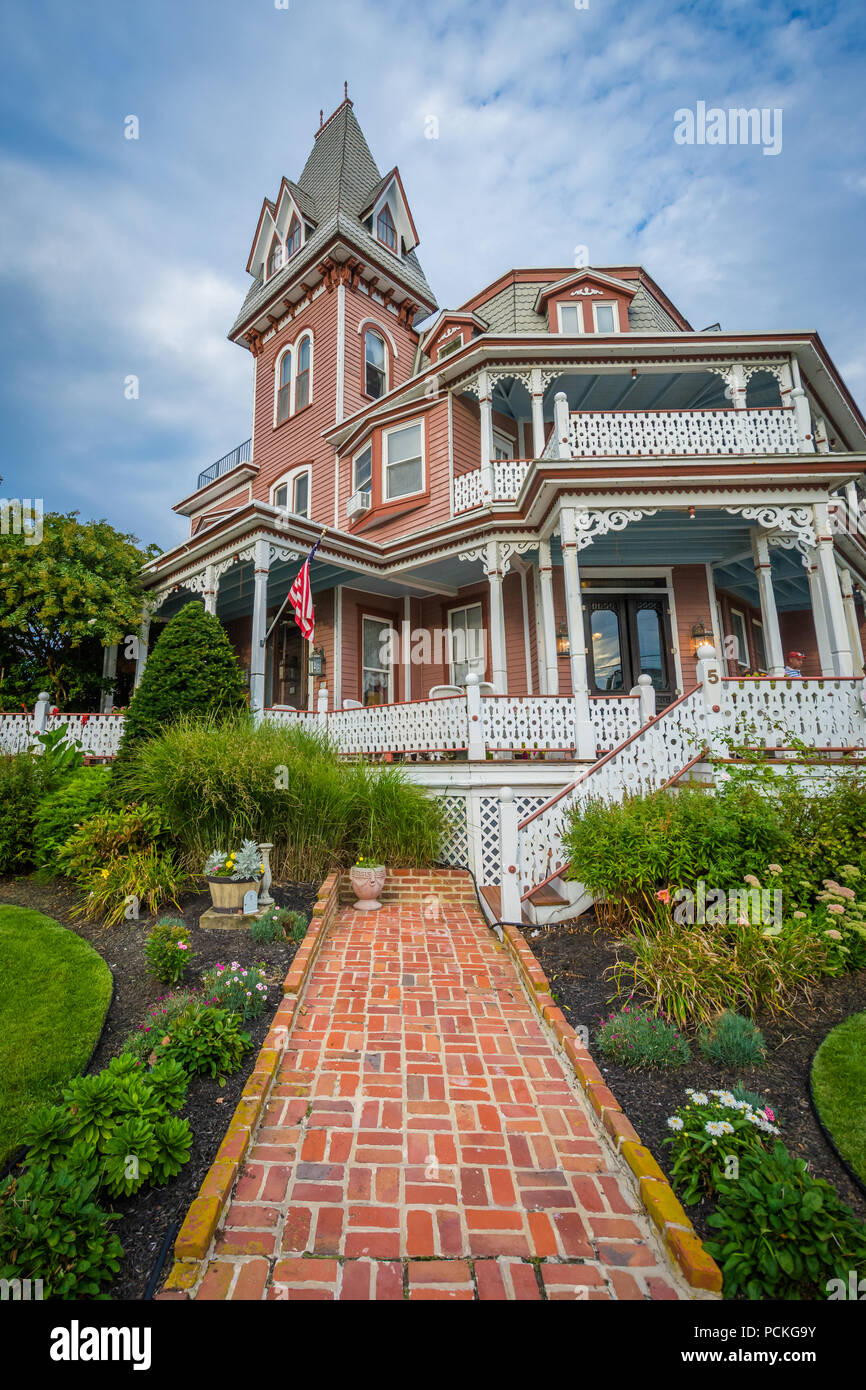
[0,714,35,754]
[493,460,528,499]
[437,794,470,868]
[453,470,483,513]
[569,407,799,457]
[480,793,547,886]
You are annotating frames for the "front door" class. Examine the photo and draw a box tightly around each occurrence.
[583,595,674,707]
[270,618,306,708]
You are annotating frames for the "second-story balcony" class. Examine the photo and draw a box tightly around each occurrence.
[454,404,802,513]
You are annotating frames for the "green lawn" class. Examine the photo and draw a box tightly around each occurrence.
[0,905,112,1167]
[811,1010,866,1185]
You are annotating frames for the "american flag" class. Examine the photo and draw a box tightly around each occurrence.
[288,531,323,641]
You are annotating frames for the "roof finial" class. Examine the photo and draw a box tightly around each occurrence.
[344,80,348,101]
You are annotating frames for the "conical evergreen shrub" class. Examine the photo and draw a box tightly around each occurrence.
[113,603,248,769]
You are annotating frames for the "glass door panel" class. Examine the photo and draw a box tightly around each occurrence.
[588,605,625,692]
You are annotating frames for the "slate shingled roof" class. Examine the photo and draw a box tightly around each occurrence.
[230,101,437,338]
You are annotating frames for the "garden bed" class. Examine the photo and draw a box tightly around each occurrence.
[527,913,866,1243]
[0,874,317,1298]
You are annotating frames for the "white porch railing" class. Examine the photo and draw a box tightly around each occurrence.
[566,406,799,458]
[264,690,641,758]
[510,672,866,904]
[453,459,530,514]
[0,709,126,758]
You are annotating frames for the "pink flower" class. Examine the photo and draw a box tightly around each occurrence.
[656,888,671,904]
[827,903,846,915]
[765,1108,775,1122]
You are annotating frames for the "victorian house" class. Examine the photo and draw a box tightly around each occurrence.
[129,94,866,917]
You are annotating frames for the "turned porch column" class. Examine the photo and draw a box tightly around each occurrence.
[478,370,494,506]
[536,539,559,695]
[100,644,118,712]
[840,567,864,677]
[485,539,508,693]
[133,613,151,690]
[530,368,546,458]
[806,559,834,677]
[204,563,217,616]
[750,530,785,677]
[250,538,271,717]
[812,502,853,676]
[558,508,596,760]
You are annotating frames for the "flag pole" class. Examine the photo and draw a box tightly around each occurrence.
[263,524,327,646]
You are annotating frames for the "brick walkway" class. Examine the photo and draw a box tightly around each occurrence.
[184,888,688,1300]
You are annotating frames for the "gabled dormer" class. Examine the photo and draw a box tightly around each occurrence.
[535,269,637,335]
[246,179,319,283]
[419,310,487,364]
[359,168,419,260]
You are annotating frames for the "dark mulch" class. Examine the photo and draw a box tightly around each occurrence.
[526,912,866,1245]
[0,874,318,1299]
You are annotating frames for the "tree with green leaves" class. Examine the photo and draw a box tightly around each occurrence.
[0,511,159,708]
[113,602,248,770]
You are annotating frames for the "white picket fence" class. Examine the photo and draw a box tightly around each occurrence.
[0,710,126,758]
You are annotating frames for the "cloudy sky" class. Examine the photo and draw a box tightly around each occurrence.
[1,0,864,552]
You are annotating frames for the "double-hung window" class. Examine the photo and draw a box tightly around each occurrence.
[383,421,423,501]
[377,204,397,252]
[294,335,311,411]
[365,329,387,399]
[593,301,618,333]
[362,616,394,705]
[276,350,292,423]
[449,604,485,685]
[353,444,373,496]
[557,303,583,334]
[273,469,310,517]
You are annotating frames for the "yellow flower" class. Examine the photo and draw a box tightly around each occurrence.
[101,869,109,878]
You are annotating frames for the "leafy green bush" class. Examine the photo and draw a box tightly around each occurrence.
[699,1011,767,1069]
[705,1141,866,1299]
[155,1004,250,1081]
[664,1087,781,1204]
[122,715,446,880]
[57,801,168,883]
[23,1054,191,1198]
[118,990,200,1065]
[595,1004,690,1068]
[113,602,247,770]
[0,1164,123,1299]
[144,918,194,986]
[563,784,792,921]
[33,765,111,869]
[201,961,269,1019]
[250,905,307,943]
[0,753,47,873]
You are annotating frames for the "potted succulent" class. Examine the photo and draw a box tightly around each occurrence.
[204,840,264,914]
[349,854,387,911]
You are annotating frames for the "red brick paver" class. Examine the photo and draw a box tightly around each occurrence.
[183,891,689,1300]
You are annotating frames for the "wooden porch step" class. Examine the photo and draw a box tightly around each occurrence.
[479,885,532,926]
[527,884,568,907]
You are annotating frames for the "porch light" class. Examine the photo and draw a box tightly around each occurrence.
[556,622,571,657]
[691,620,713,652]
[308,646,325,677]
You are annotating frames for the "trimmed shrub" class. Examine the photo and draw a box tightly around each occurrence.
[595,1004,691,1068]
[155,1005,251,1081]
[113,602,247,770]
[33,765,111,869]
[0,1164,123,1300]
[699,1011,767,1068]
[0,753,47,873]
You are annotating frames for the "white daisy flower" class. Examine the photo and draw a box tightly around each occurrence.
[666,1116,685,1131]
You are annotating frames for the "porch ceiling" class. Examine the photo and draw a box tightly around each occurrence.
[482,369,781,420]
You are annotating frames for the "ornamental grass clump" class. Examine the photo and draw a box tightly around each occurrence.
[595,1003,691,1069]
[698,1011,767,1069]
[664,1087,781,1204]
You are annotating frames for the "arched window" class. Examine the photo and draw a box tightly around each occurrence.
[286,216,301,259]
[276,349,292,423]
[295,335,312,411]
[376,203,397,252]
[273,467,310,518]
[267,234,283,279]
[364,329,387,399]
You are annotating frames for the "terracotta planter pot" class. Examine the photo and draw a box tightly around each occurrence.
[206,875,259,915]
[349,865,386,911]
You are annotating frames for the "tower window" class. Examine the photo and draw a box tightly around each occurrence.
[276,349,292,423]
[267,236,283,279]
[286,217,301,259]
[295,335,312,411]
[376,204,397,253]
[364,329,387,398]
